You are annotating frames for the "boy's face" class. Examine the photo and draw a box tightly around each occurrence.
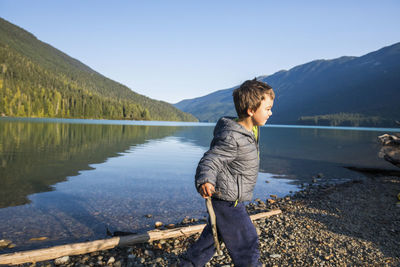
[250,95,274,126]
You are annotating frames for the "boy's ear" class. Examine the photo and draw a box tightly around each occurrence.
[247,108,254,117]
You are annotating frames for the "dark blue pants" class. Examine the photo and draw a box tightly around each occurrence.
[180,199,260,267]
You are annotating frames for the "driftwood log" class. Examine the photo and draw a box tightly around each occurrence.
[0,209,281,265]
[378,134,400,168]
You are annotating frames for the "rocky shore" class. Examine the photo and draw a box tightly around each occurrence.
[7,173,400,266]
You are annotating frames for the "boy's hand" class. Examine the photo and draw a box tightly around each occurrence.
[199,183,215,199]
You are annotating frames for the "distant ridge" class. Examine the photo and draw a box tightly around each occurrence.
[0,18,197,121]
[175,42,400,127]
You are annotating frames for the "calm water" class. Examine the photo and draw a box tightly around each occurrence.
[0,117,399,252]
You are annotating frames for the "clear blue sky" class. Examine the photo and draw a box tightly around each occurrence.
[1,1,399,103]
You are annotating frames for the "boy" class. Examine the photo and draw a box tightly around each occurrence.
[180,79,275,267]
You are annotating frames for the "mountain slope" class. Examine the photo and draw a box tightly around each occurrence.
[0,18,197,121]
[175,43,400,127]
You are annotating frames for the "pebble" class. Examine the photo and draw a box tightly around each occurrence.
[29,236,48,241]
[166,223,175,229]
[107,256,115,264]
[127,254,135,261]
[269,254,281,259]
[8,243,16,249]
[0,239,12,249]
[144,249,155,257]
[181,217,190,224]
[324,254,333,260]
[54,256,70,265]
[16,176,400,267]
[255,227,261,236]
[155,221,163,228]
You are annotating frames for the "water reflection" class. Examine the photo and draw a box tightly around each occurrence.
[0,120,180,208]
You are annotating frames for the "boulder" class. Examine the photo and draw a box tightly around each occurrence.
[378,134,400,168]
[378,134,400,146]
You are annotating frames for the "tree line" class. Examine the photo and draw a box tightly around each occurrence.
[0,42,196,121]
[298,113,387,127]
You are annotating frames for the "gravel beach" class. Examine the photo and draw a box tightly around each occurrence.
[5,172,400,267]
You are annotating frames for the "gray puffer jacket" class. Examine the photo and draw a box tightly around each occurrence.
[195,117,259,202]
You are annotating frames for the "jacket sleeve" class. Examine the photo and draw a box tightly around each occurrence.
[195,133,237,190]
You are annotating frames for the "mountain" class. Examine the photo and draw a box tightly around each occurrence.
[0,18,197,122]
[175,42,400,127]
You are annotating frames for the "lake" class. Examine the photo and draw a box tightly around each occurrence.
[0,117,399,252]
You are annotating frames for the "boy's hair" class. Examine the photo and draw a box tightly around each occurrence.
[233,78,275,118]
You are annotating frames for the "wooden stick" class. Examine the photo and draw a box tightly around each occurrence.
[0,209,281,265]
[205,198,221,254]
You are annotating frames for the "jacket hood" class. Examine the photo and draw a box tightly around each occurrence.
[214,117,254,139]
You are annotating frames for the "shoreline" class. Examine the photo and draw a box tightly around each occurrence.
[3,172,400,266]
[2,117,400,132]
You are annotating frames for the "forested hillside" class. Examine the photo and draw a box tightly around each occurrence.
[0,18,197,121]
[175,43,400,127]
